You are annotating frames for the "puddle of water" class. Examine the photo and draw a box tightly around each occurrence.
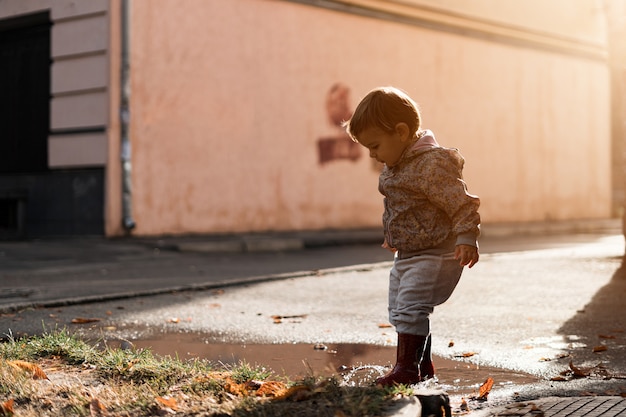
[118,334,537,395]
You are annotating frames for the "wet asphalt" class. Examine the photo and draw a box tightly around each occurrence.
[1,222,626,414]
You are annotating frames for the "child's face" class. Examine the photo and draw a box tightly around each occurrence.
[357,124,411,167]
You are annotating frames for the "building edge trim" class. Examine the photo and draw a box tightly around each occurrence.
[286,0,608,61]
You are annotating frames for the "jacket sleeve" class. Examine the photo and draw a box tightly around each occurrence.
[417,150,481,246]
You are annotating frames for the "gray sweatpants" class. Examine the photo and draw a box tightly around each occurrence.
[388,252,463,336]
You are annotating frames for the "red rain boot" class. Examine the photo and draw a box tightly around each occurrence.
[419,334,435,380]
[375,333,426,387]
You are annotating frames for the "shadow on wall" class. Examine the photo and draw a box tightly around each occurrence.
[317,83,362,165]
[557,253,626,376]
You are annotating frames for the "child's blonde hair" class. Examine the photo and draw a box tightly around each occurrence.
[344,86,421,143]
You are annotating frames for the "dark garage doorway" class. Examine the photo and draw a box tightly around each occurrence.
[0,12,104,238]
[0,12,50,174]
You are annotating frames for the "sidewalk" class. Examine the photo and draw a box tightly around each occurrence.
[469,396,626,417]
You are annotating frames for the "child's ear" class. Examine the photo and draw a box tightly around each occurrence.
[395,123,410,141]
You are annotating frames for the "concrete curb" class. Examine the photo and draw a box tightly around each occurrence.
[177,236,305,253]
[479,218,621,238]
[145,219,621,254]
[0,261,394,314]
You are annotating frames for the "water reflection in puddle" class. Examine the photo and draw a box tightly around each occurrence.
[124,334,537,395]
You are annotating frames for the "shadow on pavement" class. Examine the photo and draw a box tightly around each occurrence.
[557,255,626,377]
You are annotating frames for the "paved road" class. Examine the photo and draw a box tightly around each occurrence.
[1,226,620,311]
[1,225,625,415]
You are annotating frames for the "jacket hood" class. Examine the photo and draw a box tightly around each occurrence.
[404,129,440,159]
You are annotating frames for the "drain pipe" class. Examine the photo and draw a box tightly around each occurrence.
[120,0,136,231]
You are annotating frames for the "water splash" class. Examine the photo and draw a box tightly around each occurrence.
[339,364,387,386]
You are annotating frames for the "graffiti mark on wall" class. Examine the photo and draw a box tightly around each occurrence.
[317,83,361,165]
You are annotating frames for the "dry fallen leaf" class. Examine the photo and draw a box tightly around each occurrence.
[224,377,248,396]
[155,396,178,411]
[455,352,476,358]
[569,360,591,378]
[459,398,469,411]
[271,314,307,321]
[244,380,263,391]
[448,340,455,348]
[529,403,544,415]
[593,345,608,353]
[477,377,494,400]
[598,334,616,339]
[89,398,108,417]
[255,380,288,397]
[377,323,392,328]
[0,399,14,417]
[273,385,311,401]
[124,360,138,372]
[7,360,48,380]
[71,317,101,324]
[271,314,307,324]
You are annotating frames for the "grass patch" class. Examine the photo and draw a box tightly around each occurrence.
[0,330,412,416]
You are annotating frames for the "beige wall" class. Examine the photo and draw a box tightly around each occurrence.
[388,0,607,46]
[1,0,613,236]
[126,0,611,236]
[607,0,626,215]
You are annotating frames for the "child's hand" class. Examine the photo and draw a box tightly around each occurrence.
[455,244,479,268]
[382,239,397,253]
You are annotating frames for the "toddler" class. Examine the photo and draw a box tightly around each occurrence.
[344,86,480,386]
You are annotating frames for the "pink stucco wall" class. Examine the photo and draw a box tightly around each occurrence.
[126,0,611,235]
